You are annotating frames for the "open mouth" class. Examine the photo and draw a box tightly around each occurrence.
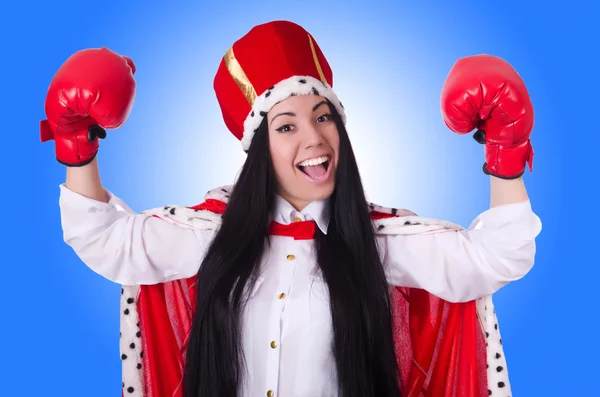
[297,155,331,179]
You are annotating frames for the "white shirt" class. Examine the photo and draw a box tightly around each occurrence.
[58,184,542,397]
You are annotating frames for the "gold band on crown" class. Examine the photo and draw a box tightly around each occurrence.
[224,47,257,106]
[224,35,328,107]
[308,34,327,84]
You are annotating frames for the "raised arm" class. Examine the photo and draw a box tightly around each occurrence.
[490,175,529,208]
[61,159,215,285]
[42,48,214,285]
[380,55,542,302]
[65,156,109,202]
[379,187,541,303]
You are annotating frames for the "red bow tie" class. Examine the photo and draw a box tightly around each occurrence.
[268,220,317,240]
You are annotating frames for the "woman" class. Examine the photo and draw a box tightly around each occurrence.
[43,20,541,397]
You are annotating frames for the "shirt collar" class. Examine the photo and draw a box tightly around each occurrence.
[271,194,330,235]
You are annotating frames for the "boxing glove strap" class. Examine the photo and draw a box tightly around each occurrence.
[40,120,54,143]
[48,125,105,167]
[483,139,534,179]
[56,150,99,167]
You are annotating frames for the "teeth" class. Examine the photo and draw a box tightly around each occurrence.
[298,155,329,167]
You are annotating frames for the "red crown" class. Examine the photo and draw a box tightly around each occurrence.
[213,20,346,151]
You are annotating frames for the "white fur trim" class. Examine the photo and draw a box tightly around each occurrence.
[373,214,465,235]
[477,295,512,396]
[141,205,223,229]
[120,285,143,396]
[240,76,347,151]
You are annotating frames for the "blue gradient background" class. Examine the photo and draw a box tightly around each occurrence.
[1,1,596,395]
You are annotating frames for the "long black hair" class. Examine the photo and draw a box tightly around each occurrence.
[183,98,402,397]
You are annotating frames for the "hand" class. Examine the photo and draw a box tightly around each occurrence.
[440,54,534,179]
[40,47,136,166]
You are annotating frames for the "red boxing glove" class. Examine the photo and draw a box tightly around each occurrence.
[40,47,136,166]
[440,54,534,179]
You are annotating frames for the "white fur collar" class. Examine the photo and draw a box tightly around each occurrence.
[142,184,465,235]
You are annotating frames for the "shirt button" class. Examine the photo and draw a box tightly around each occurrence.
[270,341,277,348]
[286,254,295,261]
[292,216,302,223]
[278,292,286,299]
[267,391,274,397]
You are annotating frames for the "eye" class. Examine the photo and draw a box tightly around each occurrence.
[275,124,294,133]
[317,114,332,123]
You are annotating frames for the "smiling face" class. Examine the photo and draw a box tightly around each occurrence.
[267,94,340,211]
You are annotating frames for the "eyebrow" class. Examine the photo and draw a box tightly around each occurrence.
[269,100,329,125]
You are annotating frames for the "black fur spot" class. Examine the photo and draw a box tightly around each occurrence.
[137,363,142,369]
[169,208,176,215]
[495,352,501,359]
[340,101,344,109]
[311,87,319,95]
[251,110,254,117]
[121,288,124,295]
[404,221,411,225]
[124,309,129,315]
[486,332,489,338]
[498,382,505,388]
[130,343,135,349]
[127,298,134,304]
[127,386,134,393]
[140,351,144,358]
[290,92,297,96]
[391,208,398,215]
[495,323,498,330]
[121,354,127,360]
[136,331,141,338]
[377,225,385,231]
[259,111,267,117]
[268,85,274,90]
[265,91,271,98]
[496,366,503,372]
[299,79,307,84]
[488,390,491,395]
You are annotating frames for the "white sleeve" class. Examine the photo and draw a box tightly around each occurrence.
[58,184,216,285]
[379,200,542,303]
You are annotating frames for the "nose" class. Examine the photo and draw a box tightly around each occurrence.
[302,122,325,149]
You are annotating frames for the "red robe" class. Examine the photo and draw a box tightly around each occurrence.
[119,186,511,397]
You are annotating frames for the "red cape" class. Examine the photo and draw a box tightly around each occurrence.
[119,191,509,396]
